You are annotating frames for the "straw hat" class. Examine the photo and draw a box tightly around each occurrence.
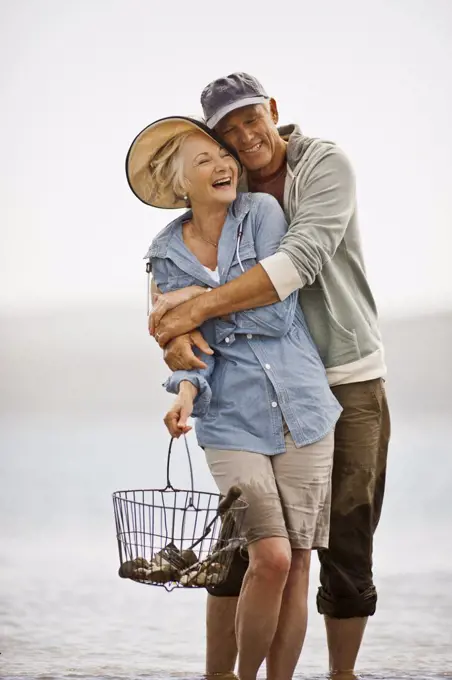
[125,116,242,209]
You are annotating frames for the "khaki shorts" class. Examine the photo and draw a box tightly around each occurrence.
[205,429,335,550]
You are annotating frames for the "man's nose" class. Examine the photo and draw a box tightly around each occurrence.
[237,126,254,146]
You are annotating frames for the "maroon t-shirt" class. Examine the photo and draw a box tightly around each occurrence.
[247,161,287,210]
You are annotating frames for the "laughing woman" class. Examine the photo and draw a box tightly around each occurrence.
[126,117,342,680]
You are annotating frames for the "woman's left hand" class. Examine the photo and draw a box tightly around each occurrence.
[150,286,207,336]
[164,382,197,438]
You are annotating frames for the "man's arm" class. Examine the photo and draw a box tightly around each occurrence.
[154,149,355,346]
[197,263,280,319]
[153,265,277,347]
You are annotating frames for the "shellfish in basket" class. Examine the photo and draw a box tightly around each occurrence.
[114,467,247,591]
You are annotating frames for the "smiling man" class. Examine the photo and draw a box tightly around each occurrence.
[150,72,391,678]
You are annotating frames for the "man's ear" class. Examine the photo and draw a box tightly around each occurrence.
[269,98,279,125]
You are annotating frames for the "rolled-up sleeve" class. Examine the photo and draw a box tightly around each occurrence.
[260,251,303,301]
[164,372,212,418]
[163,352,215,418]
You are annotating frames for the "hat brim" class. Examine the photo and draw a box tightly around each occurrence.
[205,96,269,129]
[125,116,242,209]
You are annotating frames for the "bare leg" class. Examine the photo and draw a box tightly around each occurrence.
[266,548,311,680]
[325,616,367,674]
[236,537,291,680]
[205,594,238,676]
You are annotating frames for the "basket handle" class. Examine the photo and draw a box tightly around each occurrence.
[185,485,243,552]
[217,485,242,515]
[166,435,195,503]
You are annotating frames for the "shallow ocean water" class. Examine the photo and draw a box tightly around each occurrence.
[1,416,451,680]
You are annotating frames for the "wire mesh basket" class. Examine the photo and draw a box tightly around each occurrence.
[113,436,248,591]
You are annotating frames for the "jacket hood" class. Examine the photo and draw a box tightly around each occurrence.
[279,124,337,174]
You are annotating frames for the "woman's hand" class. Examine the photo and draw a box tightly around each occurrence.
[164,331,213,371]
[164,381,198,438]
[150,286,207,336]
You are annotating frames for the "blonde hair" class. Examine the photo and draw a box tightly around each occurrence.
[148,131,195,206]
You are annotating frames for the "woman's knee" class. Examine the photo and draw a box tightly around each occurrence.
[248,537,292,583]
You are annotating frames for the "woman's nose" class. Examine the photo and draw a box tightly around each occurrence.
[215,157,230,172]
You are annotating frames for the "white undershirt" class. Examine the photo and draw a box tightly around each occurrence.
[203,266,220,284]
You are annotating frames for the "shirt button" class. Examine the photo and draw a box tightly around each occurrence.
[225,337,230,343]
[271,401,278,408]
[247,333,253,339]
[265,363,271,370]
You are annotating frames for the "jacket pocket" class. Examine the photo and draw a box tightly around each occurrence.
[327,307,359,346]
[300,287,361,367]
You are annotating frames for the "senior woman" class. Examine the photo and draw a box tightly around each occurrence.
[125,116,342,680]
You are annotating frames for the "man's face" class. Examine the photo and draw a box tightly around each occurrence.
[215,101,281,173]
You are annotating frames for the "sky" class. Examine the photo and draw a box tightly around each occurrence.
[1,0,451,318]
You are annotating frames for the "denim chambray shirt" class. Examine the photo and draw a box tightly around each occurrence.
[147,193,342,455]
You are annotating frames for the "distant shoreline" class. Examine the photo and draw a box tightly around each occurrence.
[1,305,451,416]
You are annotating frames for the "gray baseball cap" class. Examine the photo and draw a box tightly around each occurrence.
[201,72,269,129]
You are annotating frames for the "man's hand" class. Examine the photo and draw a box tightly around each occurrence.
[154,296,206,348]
[164,381,197,438]
[164,330,213,371]
[149,285,206,336]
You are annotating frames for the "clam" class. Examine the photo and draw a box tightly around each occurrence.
[132,557,150,568]
[131,567,149,580]
[179,574,194,586]
[147,565,178,584]
[151,554,172,568]
[193,572,207,586]
[181,549,198,567]
[151,543,186,571]
[118,561,136,578]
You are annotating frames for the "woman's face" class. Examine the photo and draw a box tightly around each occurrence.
[179,132,239,207]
